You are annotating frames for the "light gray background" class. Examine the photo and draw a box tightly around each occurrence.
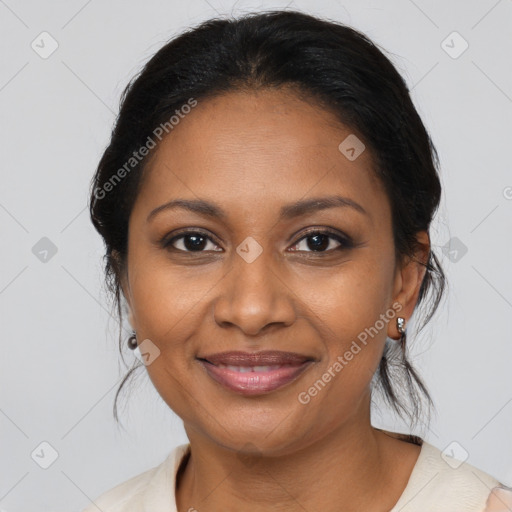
[1,0,511,510]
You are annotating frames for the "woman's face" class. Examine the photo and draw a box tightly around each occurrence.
[121,88,426,455]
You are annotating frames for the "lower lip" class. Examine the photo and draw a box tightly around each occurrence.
[198,360,314,396]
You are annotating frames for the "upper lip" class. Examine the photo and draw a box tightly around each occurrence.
[198,350,314,366]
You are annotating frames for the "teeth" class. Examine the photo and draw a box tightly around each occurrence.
[216,364,286,372]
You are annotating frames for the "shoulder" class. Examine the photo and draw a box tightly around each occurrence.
[80,443,190,512]
[80,465,156,512]
[392,440,512,512]
[483,485,512,511]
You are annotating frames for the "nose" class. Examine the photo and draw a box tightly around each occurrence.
[212,246,297,336]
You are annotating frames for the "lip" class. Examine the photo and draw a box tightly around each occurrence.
[198,350,314,366]
[198,359,314,396]
[196,351,315,396]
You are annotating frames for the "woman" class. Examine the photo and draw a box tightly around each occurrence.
[84,9,511,512]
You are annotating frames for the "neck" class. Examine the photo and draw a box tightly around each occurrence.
[175,413,418,511]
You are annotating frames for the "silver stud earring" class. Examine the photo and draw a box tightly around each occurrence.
[396,316,406,335]
[396,316,407,352]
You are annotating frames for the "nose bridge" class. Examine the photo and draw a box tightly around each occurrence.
[232,245,275,298]
[213,240,294,334]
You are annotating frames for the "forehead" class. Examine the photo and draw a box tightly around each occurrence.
[134,88,388,224]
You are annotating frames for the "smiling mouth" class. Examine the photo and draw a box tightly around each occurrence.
[197,358,314,396]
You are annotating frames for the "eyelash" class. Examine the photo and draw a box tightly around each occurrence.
[160,228,354,254]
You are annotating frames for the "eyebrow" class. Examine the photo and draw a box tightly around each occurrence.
[146,195,369,223]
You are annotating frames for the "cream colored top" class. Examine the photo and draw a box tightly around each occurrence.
[81,437,512,511]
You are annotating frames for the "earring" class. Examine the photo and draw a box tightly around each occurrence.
[127,330,138,350]
[396,316,406,351]
[396,317,406,335]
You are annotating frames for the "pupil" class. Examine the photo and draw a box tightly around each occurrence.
[185,235,206,251]
[308,234,329,251]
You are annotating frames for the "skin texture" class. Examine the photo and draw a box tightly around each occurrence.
[120,87,430,511]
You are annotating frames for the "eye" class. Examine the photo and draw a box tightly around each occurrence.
[288,229,351,253]
[161,228,353,254]
[163,230,222,252]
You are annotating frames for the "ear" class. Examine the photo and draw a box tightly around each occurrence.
[387,231,430,340]
[112,249,135,330]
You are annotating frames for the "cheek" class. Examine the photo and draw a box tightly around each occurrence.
[310,257,394,334]
[306,258,393,385]
[127,249,213,341]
